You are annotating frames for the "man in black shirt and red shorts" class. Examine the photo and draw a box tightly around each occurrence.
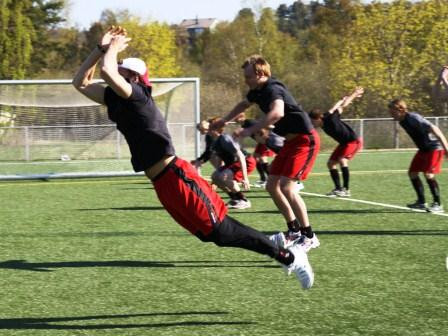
[208,117,256,210]
[72,27,315,289]
[388,99,448,213]
[309,87,364,197]
[211,55,320,253]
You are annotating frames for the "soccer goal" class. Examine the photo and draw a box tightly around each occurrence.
[0,78,200,180]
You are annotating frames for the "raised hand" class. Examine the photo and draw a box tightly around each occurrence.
[351,86,364,99]
[109,34,132,53]
[100,25,128,48]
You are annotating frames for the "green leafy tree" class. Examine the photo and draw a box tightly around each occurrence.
[0,0,34,78]
[329,0,448,117]
[120,18,181,77]
[201,9,258,87]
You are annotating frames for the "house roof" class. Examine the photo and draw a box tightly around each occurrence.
[179,18,218,30]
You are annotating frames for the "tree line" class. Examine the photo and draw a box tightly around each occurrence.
[1,0,448,119]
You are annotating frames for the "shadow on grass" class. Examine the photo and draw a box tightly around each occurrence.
[0,259,276,272]
[0,311,255,330]
[264,229,448,237]
[78,206,165,211]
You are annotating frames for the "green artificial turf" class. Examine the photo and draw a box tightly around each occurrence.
[0,150,447,336]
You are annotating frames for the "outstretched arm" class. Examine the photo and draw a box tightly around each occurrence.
[209,100,252,131]
[329,86,364,114]
[72,26,125,104]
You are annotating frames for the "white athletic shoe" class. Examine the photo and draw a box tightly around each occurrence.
[285,244,314,290]
[253,180,267,188]
[326,189,340,197]
[269,232,287,248]
[427,202,444,213]
[269,231,301,249]
[297,234,320,253]
[336,188,351,197]
[326,188,350,197]
[227,199,251,209]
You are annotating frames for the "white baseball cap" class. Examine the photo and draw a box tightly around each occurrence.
[118,57,151,87]
[118,57,147,76]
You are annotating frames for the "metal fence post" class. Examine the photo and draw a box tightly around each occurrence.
[24,126,30,161]
[393,121,400,149]
[359,119,364,149]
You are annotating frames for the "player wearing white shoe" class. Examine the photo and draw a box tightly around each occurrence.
[73,26,314,290]
[211,55,320,252]
[309,87,364,198]
[208,117,255,209]
[388,98,448,213]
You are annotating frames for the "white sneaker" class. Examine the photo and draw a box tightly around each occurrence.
[326,189,340,197]
[337,188,351,197]
[269,232,287,248]
[253,180,267,188]
[227,199,251,209]
[269,231,301,249]
[285,244,314,290]
[427,202,444,213]
[326,188,350,197]
[297,234,320,253]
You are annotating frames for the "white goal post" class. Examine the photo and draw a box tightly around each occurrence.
[0,78,201,180]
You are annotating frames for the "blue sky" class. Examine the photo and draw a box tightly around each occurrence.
[66,0,299,29]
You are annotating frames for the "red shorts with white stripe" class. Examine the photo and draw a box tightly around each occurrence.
[269,129,320,181]
[329,138,363,161]
[409,149,445,174]
[219,156,256,182]
[254,143,275,157]
[152,157,228,236]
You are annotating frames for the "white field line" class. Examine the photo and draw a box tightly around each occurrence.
[300,191,448,217]
[2,174,448,218]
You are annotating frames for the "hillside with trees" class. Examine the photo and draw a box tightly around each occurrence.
[1,0,448,119]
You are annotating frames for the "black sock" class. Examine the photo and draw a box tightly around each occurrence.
[341,166,350,189]
[227,192,238,200]
[426,178,440,204]
[235,191,247,201]
[330,169,341,189]
[301,226,314,239]
[410,177,425,204]
[261,162,269,175]
[256,162,267,182]
[286,219,300,232]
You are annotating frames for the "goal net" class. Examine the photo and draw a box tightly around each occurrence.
[0,79,200,180]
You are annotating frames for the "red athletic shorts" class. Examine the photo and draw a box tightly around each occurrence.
[152,157,228,236]
[329,138,363,161]
[269,129,320,181]
[254,143,275,157]
[219,156,256,182]
[409,149,445,174]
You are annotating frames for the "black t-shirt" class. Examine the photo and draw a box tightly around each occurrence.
[212,133,247,166]
[265,131,285,154]
[322,111,358,144]
[104,82,175,172]
[399,112,442,151]
[246,77,314,136]
[197,134,215,163]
